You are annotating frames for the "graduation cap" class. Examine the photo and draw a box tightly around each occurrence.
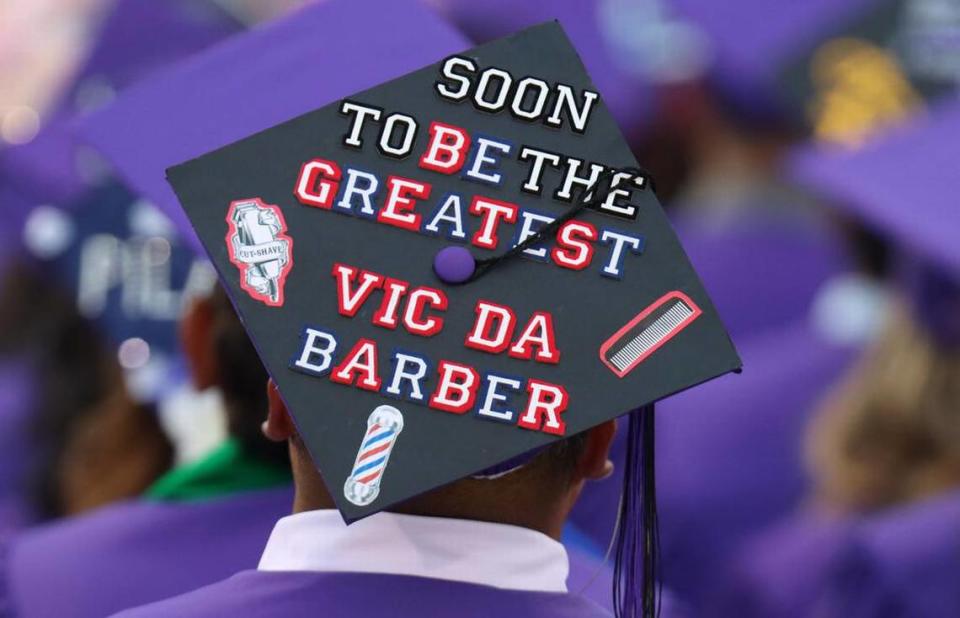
[0,150,213,402]
[0,0,239,208]
[788,98,960,347]
[54,0,239,117]
[671,0,956,137]
[773,0,960,145]
[78,2,741,615]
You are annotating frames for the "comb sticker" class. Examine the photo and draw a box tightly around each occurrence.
[599,291,702,378]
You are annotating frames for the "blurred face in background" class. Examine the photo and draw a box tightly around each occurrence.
[808,302,960,513]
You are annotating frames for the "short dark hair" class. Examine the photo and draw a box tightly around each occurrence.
[526,432,589,487]
[208,286,289,468]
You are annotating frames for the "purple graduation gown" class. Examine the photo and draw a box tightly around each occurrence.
[4,488,291,618]
[675,216,850,339]
[110,570,613,618]
[655,320,858,607]
[707,513,854,618]
[713,490,960,618]
[827,490,960,618]
[570,318,859,608]
[0,362,36,517]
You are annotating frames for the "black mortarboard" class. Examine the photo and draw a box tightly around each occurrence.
[81,6,741,616]
[166,17,739,520]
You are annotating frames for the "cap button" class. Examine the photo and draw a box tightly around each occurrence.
[433,246,475,284]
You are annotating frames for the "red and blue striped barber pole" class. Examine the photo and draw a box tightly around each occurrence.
[344,405,405,506]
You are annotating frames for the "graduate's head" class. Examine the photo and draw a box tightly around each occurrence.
[787,100,960,515]
[181,285,288,468]
[808,296,960,513]
[263,384,615,538]
[0,257,173,518]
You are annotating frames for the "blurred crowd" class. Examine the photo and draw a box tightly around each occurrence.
[0,1,957,617]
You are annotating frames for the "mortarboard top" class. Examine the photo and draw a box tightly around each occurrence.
[789,98,960,344]
[80,0,471,255]
[156,11,740,525]
[438,0,653,137]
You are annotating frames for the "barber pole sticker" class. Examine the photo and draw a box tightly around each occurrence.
[600,291,702,378]
[344,405,405,506]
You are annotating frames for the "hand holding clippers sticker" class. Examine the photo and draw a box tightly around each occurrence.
[225,198,293,307]
[344,405,405,507]
[600,291,702,378]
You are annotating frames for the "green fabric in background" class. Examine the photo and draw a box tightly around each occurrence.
[146,438,291,502]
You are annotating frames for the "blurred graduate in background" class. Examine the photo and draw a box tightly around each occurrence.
[0,2,302,618]
[715,96,960,618]
[0,0,244,532]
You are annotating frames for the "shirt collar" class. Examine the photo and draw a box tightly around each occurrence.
[258,510,569,593]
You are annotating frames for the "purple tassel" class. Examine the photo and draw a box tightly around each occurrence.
[614,404,660,618]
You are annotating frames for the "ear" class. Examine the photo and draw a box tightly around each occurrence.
[578,419,617,481]
[179,296,218,390]
[263,379,296,442]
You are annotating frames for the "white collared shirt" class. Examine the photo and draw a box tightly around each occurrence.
[258,510,569,593]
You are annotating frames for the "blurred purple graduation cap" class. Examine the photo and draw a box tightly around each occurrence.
[789,98,960,346]
[50,0,239,118]
[674,215,851,339]
[667,0,942,131]
[80,0,470,254]
[0,0,240,215]
[669,0,871,100]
